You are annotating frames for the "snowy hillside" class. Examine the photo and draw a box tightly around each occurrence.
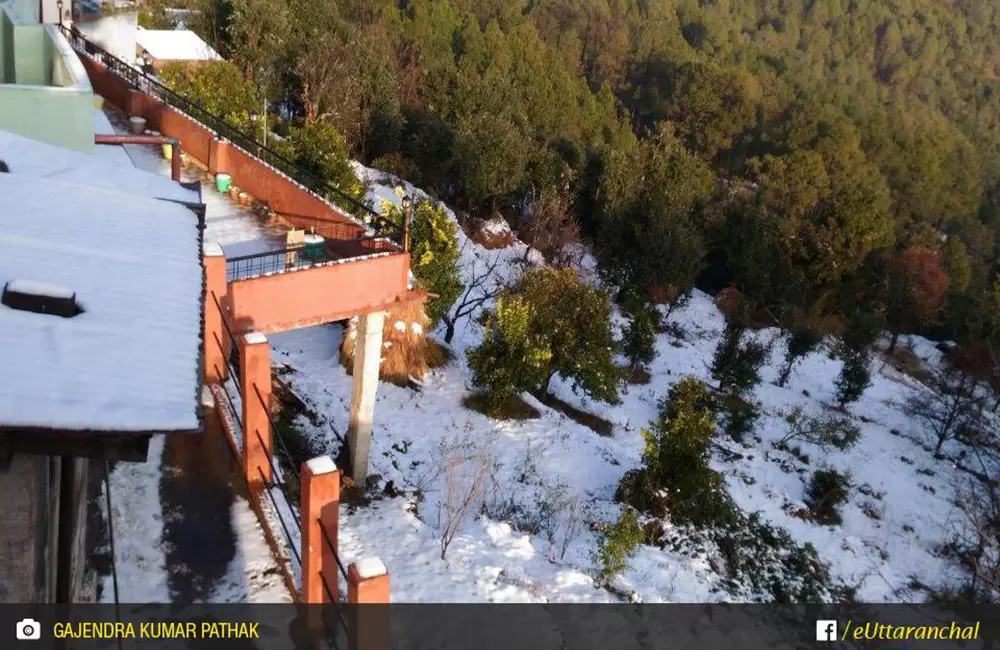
[264,163,990,603]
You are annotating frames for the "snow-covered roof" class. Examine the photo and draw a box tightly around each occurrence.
[0,128,200,205]
[0,173,204,433]
[136,28,222,62]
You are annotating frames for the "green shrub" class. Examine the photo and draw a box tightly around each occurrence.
[711,321,768,397]
[593,506,645,585]
[621,301,658,373]
[835,348,871,406]
[386,200,462,326]
[805,469,851,525]
[717,395,761,443]
[618,378,735,526]
[712,512,834,602]
[276,121,365,201]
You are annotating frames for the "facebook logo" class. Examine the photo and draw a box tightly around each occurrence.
[816,620,838,642]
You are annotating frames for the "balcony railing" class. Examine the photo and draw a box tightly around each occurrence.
[58,24,404,247]
[226,238,396,283]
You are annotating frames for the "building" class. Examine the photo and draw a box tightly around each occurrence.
[135,26,221,70]
[1,0,410,609]
[0,1,206,602]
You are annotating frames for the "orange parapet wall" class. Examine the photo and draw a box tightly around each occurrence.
[80,55,357,228]
[228,253,412,334]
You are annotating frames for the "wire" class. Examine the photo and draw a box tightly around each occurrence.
[103,460,124,650]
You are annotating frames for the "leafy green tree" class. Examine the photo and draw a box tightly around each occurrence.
[595,125,715,306]
[467,267,620,412]
[160,61,259,131]
[274,120,364,200]
[454,112,531,213]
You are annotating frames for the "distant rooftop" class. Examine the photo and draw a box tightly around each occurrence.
[136,27,221,62]
[0,171,204,433]
[0,128,200,205]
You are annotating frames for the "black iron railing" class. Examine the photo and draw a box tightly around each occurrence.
[59,24,404,247]
[226,238,396,282]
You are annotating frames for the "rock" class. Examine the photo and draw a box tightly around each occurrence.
[468,215,514,249]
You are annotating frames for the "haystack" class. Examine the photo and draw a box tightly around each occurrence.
[340,301,432,387]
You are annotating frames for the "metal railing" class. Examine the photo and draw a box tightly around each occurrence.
[225,236,396,282]
[59,24,404,247]
[210,291,242,427]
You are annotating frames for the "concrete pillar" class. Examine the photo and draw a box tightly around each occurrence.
[347,558,390,650]
[300,456,340,606]
[240,332,272,491]
[209,139,231,175]
[347,311,385,485]
[203,243,227,382]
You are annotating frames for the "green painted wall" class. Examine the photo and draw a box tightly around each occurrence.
[0,84,94,151]
[13,23,47,84]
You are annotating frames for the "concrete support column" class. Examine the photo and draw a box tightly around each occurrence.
[347,558,390,650]
[347,311,385,485]
[203,243,227,382]
[300,456,340,606]
[240,332,272,492]
[209,139,231,175]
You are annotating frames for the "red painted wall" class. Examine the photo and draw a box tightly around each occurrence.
[228,253,411,334]
[82,57,358,229]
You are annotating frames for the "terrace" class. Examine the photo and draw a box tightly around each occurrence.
[0,0,94,151]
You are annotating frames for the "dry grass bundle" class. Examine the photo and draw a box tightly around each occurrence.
[340,301,433,387]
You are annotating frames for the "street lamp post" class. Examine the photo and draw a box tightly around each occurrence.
[56,0,63,25]
[401,195,414,253]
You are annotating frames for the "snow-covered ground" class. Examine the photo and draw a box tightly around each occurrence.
[263,163,985,603]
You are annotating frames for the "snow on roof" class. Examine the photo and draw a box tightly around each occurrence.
[136,28,222,62]
[4,279,75,300]
[0,128,199,205]
[0,174,203,433]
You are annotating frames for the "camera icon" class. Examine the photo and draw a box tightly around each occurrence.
[16,618,41,641]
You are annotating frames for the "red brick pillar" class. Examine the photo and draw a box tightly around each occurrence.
[347,558,390,650]
[203,243,227,382]
[209,139,231,175]
[300,456,341,605]
[240,332,272,491]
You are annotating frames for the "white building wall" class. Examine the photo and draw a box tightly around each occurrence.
[75,11,137,63]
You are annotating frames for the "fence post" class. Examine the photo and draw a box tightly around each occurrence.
[240,332,272,492]
[300,456,340,605]
[347,558,390,650]
[348,311,386,486]
[203,243,227,382]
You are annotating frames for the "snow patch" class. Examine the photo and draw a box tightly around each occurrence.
[355,557,388,580]
[4,279,75,299]
[244,332,268,346]
[306,455,338,476]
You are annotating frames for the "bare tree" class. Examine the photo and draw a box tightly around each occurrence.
[942,446,1000,602]
[520,188,583,268]
[439,445,490,560]
[558,494,582,561]
[441,245,509,344]
[906,364,985,455]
